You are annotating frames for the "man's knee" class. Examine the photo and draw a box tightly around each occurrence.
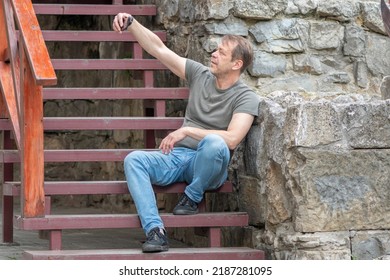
[124,150,146,170]
[198,134,230,160]
[201,134,228,149]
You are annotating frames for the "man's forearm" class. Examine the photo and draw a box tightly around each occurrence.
[183,113,255,150]
[183,127,239,150]
[125,19,166,59]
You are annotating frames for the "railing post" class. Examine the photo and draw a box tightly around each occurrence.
[19,38,45,218]
[10,0,56,218]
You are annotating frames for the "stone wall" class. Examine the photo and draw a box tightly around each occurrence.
[155,0,390,259]
[233,92,390,260]
[157,0,390,96]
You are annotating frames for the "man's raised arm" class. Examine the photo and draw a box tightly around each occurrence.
[113,13,187,80]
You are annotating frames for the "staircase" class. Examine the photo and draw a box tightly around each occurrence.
[0,0,265,260]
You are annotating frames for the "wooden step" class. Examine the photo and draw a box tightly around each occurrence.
[4,148,228,163]
[14,212,249,230]
[0,117,183,131]
[42,87,189,100]
[33,4,157,16]
[23,247,265,260]
[1,149,138,163]
[51,59,166,70]
[41,30,166,42]
[3,181,232,196]
[43,117,183,130]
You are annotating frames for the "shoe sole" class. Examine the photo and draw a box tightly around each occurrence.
[173,209,199,215]
[142,244,169,253]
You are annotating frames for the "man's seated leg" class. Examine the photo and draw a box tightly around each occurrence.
[173,134,230,215]
[124,149,193,251]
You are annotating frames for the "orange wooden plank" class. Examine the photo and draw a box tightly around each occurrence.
[0,62,21,148]
[12,0,56,86]
[20,47,45,218]
[0,2,7,118]
[0,1,8,61]
[2,0,21,119]
[0,2,20,142]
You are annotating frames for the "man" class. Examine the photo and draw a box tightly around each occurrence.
[113,13,260,253]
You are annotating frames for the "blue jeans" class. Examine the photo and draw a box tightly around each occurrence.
[123,134,230,235]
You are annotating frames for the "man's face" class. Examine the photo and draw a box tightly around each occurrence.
[209,40,238,76]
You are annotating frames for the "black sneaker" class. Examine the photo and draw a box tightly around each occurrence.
[173,193,199,215]
[142,227,169,253]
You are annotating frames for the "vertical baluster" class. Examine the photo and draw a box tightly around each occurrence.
[1,131,15,243]
[19,36,45,218]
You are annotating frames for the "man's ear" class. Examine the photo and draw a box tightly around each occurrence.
[232,59,243,71]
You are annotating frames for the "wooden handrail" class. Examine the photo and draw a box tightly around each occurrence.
[0,0,57,218]
[12,0,57,86]
[1,0,21,147]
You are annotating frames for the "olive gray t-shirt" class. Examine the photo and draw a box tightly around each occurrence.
[175,59,260,150]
